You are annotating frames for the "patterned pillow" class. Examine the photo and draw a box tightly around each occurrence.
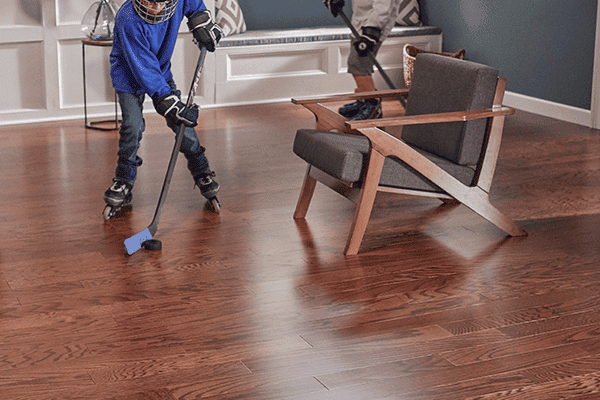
[396,0,422,26]
[215,0,247,36]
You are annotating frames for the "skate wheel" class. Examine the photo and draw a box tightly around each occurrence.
[142,239,162,251]
[210,198,220,214]
[103,205,114,220]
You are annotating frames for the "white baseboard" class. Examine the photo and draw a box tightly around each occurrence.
[504,91,592,127]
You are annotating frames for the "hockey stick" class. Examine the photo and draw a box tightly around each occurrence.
[338,9,406,107]
[125,46,208,255]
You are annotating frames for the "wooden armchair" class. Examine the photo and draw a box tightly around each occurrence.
[292,53,526,255]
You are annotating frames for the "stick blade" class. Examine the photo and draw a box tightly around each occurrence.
[125,228,153,255]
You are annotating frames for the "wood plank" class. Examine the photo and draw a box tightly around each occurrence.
[1,104,600,399]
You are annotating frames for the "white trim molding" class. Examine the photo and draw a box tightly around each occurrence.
[591,0,600,129]
[504,91,592,128]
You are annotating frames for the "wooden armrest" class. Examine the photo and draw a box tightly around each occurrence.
[292,89,409,105]
[346,106,515,130]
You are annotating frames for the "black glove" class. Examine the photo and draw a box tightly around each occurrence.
[153,93,199,128]
[187,10,222,52]
[323,0,345,17]
[354,26,381,57]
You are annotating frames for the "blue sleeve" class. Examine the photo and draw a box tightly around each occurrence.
[117,22,172,98]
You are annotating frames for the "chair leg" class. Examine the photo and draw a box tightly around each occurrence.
[344,151,386,255]
[294,165,318,219]
[440,198,461,205]
[481,201,527,237]
[463,190,527,237]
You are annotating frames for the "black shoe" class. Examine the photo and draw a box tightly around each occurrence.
[338,100,365,118]
[349,99,382,121]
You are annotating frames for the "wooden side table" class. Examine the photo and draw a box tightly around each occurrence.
[82,38,120,131]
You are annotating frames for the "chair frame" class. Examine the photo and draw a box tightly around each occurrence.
[292,79,527,255]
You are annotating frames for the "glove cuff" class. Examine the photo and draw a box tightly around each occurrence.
[187,10,212,32]
[153,93,179,117]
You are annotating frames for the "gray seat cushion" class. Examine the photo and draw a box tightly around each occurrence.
[293,129,476,192]
[402,53,499,166]
[293,129,368,183]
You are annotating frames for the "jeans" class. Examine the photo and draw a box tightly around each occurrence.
[114,80,210,186]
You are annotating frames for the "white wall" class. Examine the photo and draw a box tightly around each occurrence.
[0,0,442,127]
[0,0,215,126]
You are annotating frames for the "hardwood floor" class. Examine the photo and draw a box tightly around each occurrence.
[1,101,600,399]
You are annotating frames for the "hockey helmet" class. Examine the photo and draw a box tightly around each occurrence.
[133,0,178,24]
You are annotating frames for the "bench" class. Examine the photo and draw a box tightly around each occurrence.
[214,26,443,106]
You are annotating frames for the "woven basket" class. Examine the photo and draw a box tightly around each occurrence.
[403,44,466,89]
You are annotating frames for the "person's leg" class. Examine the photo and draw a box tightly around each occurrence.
[166,80,219,198]
[180,126,211,179]
[349,74,382,120]
[339,39,382,120]
[353,74,376,93]
[103,90,145,214]
[115,90,146,186]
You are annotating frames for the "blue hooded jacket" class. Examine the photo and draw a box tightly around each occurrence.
[110,0,207,99]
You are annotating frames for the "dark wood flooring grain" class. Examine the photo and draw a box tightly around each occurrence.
[1,101,599,399]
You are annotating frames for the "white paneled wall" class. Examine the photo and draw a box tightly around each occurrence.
[0,0,215,126]
[215,33,442,106]
[0,0,440,127]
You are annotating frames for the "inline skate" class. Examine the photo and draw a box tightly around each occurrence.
[195,171,220,213]
[103,179,133,220]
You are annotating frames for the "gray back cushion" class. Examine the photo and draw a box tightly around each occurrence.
[401,53,499,166]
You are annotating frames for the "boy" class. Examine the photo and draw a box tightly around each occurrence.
[103,0,222,219]
[324,0,402,120]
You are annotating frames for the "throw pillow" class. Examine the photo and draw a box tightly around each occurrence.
[215,0,247,36]
[396,0,422,26]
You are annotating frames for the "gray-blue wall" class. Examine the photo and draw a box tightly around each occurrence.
[236,0,348,30]
[419,0,597,110]
[236,0,597,110]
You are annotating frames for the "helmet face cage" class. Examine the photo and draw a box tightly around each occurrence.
[133,0,179,24]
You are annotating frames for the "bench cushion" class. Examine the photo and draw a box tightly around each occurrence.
[219,26,442,47]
